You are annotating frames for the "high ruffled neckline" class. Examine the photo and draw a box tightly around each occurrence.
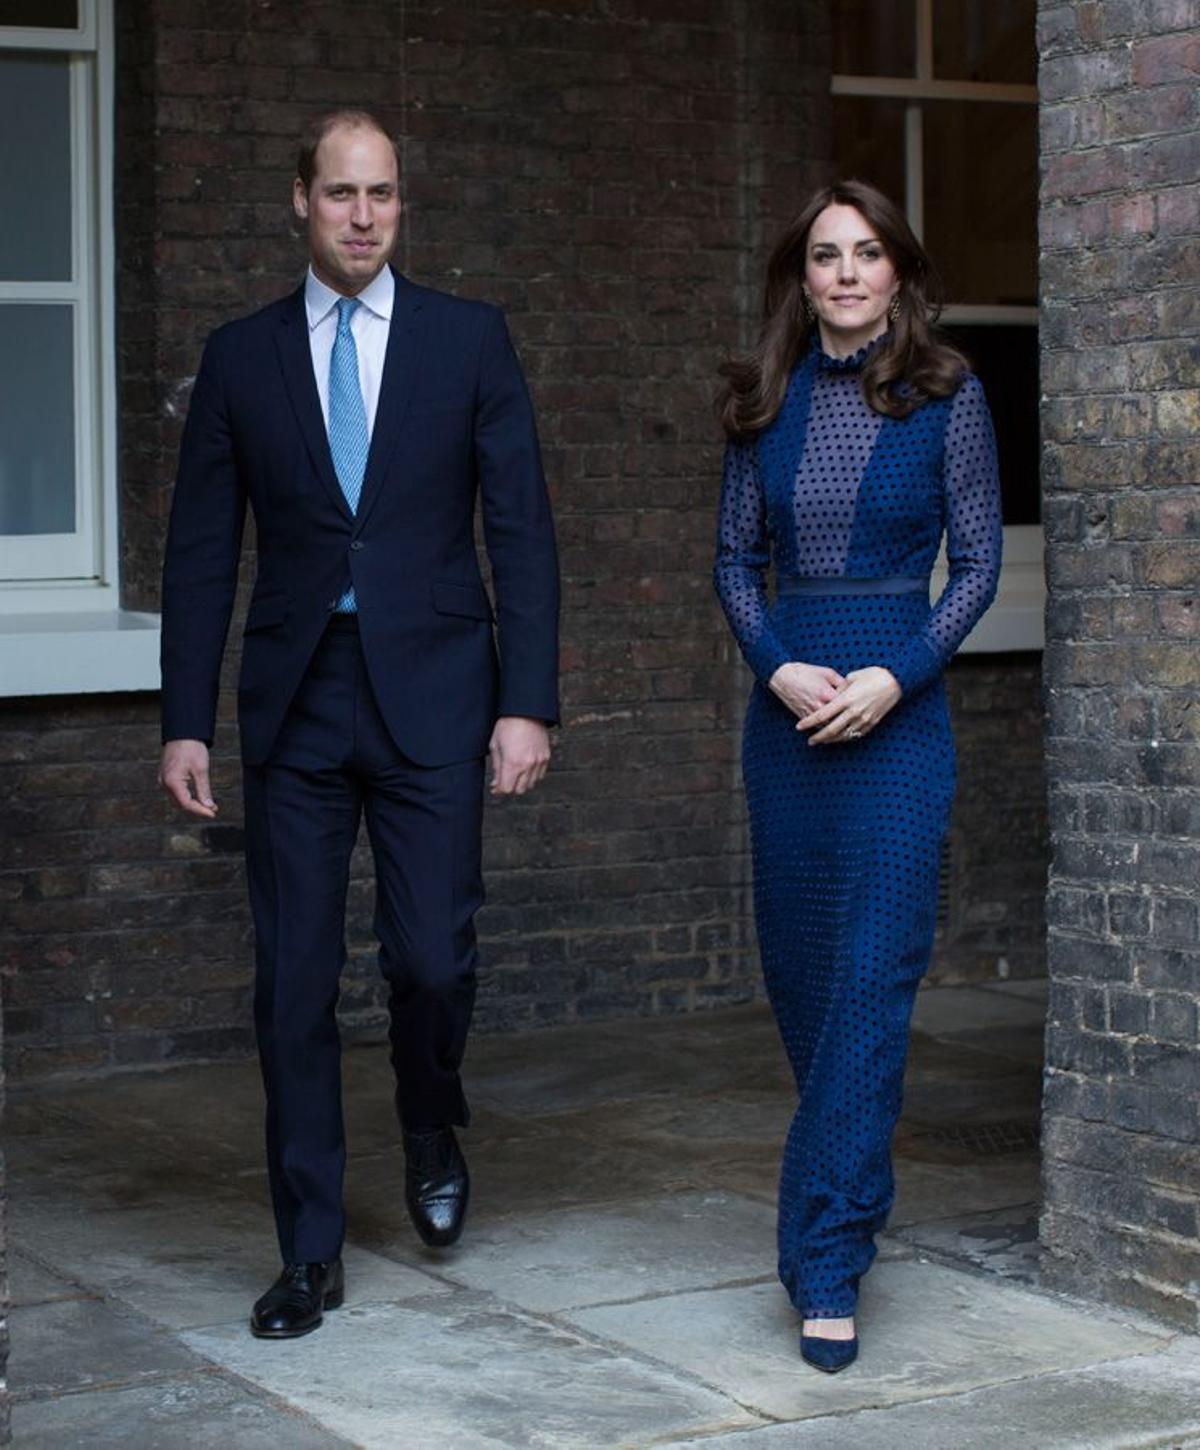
[814,330,890,372]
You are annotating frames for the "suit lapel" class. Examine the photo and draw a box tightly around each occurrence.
[274,286,353,522]
[354,271,426,532]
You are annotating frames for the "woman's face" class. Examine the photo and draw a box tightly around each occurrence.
[803,203,899,354]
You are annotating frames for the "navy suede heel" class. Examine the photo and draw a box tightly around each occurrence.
[800,1332,858,1373]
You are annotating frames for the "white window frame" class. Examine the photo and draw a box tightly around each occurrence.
[833,0,1043,653]
[0,0,160,695]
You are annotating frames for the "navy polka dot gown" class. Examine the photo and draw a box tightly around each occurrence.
[714,337,1002,1320]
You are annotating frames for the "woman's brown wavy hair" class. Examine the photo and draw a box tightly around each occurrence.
[717,179,969,437]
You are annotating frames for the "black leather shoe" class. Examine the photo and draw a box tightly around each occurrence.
[250,1259,344,1339]
[403,1126,469,1247]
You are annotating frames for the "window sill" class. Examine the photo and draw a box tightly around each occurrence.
[0,609,161,697]
[933,524,1044,655]
[932,562,1045,654]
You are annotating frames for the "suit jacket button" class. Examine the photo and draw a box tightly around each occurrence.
[350,540,365,551]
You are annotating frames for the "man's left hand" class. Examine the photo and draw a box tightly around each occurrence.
[489,716,552,796]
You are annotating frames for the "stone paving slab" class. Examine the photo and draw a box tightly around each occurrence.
[5,1129,247,1216]
[900,1037,1043,1129]
[9,1297,204,1401]
[564,1259,1171,1422]
[9,1065,265,1176]
[889,1155,1040,1226]
[893,1203,1042,1282]
[346,1123,699,1237]
[11,1372,356,1449]
[181,1293,762,1449]
[7,1248,89,1308]
[936,1022,1049,1067]
[980,979,1050,1003]
[662,1337,1200,1449]
[23,996,1189,1450]
[10,1192,446,1331]
[434,1190,777,1312]
[465,1008,791,1115]
[594,1086,795,1147]
[912,984,1050,1035]
[472,1094,786,1205]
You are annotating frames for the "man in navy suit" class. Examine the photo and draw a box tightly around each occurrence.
[159,109,559,1338]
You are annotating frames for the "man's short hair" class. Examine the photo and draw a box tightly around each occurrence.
[296,109,402,190]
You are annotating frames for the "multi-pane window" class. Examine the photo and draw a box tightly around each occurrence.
[0,1,110,586]
[832,0,1042,649]
[0,2,157,696]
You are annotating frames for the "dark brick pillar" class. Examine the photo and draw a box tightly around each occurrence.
[0,992,7,1443]
[1039,1,1200,1328]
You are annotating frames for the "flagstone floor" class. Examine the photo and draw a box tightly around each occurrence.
[8,981,1200,1448]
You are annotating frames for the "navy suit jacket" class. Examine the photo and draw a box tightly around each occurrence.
[160,270,560,768]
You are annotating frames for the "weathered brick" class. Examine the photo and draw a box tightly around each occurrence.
[1109,1081,1152,1132]
[1148,992,1198,1044]
[1154,388,1200,438]
[1144,0,1200,30]
[1107,892,1152,939]
[1127,340,1200,391]
[1044,144,1130,198]
[1132,29,1200,84]
[1108,987,1150,1035]
[1042,46,1133,101]
[1104,84,1198,141]
[1156,183,1200,235]
[1041,0,1200,1327]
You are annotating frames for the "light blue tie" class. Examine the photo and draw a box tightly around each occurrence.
[329,297,369,613]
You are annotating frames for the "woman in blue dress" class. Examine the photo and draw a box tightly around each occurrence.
[714,180,1003,1373]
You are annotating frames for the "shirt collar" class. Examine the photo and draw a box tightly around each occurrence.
[305,264,395,331]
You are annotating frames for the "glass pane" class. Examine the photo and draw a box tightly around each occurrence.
[0,54,72,281]
[0,0,78,23]
[831,97,907,208]
[923,102,1036,305]
[832,0,916,77]
[0,305,76,535]
[934,0,1036,84]
[943,324,1040,525]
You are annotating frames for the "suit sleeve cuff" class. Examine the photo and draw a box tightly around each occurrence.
[496,691,560,727]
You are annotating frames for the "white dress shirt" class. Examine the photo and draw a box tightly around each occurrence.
[304,264,394,438]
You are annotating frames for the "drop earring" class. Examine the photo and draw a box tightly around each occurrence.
[888,293,901,322]
[803,291,816,322]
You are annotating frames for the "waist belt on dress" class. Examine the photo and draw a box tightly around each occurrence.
[775,574,928,597]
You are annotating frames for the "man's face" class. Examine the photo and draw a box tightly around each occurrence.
[293,124,401,296]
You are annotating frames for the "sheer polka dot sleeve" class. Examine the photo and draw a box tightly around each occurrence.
[883,374,1003,695]
[714,437,791,684]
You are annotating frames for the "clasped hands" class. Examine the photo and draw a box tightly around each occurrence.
[768,661,901,745]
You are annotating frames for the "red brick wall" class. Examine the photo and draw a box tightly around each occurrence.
[1,1,1049,1082]
[1,0,832,1077]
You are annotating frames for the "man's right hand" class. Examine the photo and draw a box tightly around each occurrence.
[768,661,846,721]
[159,739,218,818]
